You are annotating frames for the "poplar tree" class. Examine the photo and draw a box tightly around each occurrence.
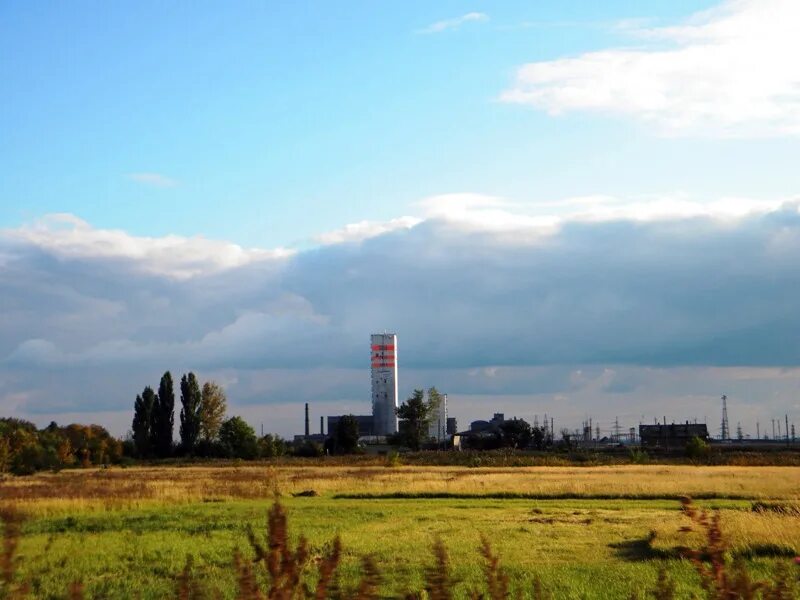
[199,381,227,441]
[153,371,175,458]
[179,372,202,453]
[131,386,156,457]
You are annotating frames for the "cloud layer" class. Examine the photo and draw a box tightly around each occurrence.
[501,0,800,137]
[3,196,800,434]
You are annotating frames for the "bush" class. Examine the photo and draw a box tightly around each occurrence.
[686,436,711,460]
[385,450,402,467]
[293,441,324,457]
[628,448,650,464]
[194,438,226,458]
[259,434,287,458]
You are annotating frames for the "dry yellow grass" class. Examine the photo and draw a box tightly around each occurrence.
[2,464,799,516]
[650,505,800,554]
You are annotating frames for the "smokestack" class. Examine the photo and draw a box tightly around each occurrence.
[305,403,310,438]
[320,416,324,436]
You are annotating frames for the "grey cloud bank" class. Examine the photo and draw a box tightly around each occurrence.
[2,201,800,436]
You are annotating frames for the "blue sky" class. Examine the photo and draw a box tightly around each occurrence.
[7,0,797,247]
[2,0,800,437]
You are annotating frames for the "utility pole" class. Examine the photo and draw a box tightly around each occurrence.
[786,414,790,443]
[772,419,776,440]
[756,421,760,440]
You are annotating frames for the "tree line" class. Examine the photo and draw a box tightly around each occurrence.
[131,371,287,459]
[0,418,123,475]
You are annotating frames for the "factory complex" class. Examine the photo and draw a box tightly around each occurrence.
[292,333,797,452]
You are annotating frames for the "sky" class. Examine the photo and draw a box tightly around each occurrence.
[2,0,800,439]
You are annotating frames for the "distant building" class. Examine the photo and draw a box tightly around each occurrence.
[327,415,375,437]
[639,423,709,448]
[371,333,398,435]
[453,413,508,450]
[446,417,457,436]
[427,393,448,442]
[470,413,505,433]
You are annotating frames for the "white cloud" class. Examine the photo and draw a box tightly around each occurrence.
[315,216,421,245]
[500,0,800,137]
[417,12,488,35]
[3,213,293,279]
[417,192,792,235]
[5,200,800,434]
[127,172,179,188]
[417,193,560,236]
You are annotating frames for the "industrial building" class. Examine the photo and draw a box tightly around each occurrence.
[293,403,327,444]
[639,423,709,448]
[327,415,375,437]
[371,332,398,435]
[427,393,448,442]
[451,413,508,449]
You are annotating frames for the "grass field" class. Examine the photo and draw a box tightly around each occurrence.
[2,465,799,598]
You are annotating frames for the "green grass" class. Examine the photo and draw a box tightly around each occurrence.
[13,496,793,599]
[332,492,759,500]
[5,465,799,598]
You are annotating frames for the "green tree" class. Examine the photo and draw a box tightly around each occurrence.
[395,389,432,451]
[0,437,10,473]
[499,418,532,449]
[199,381,227,441]
[153,371,175,458]
[219,416,258,459]
[179,372,202,453]
[259,434,287,458]
[131,386,156,457]
[333,414,360,454]
[530,426,546,450]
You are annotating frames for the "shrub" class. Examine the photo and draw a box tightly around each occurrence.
[384,450,402,468]
[685,436,711,460]
[293,441,324,458]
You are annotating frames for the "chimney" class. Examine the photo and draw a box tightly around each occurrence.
[320,416,324,435]
[304,403,310,438]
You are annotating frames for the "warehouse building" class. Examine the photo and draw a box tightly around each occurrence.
[639,422,709,448]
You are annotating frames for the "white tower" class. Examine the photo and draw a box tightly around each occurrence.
[371,333,398,435]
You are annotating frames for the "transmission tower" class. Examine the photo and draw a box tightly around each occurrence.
[720,394,729,440]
